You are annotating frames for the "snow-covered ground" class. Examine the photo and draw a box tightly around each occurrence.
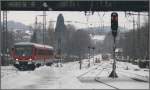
[1,54,149,89]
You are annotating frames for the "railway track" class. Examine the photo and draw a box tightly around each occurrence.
[94,70,148,90]
[94,65,120,90]
[77,63,103,79]
[78,61,120,89]
[95,78,120,90]
[78,60,149,89]
[117,70,149,82]
[116,62,149,82]
[94,62,149,89]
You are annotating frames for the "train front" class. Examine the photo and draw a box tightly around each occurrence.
[12,44,35,70]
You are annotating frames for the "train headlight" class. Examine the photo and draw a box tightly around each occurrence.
[16,59,18,61]
[15,61,19,64]
[28,59,32,64]
[28,62,32,64]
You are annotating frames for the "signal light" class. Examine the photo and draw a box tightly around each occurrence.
[111,12,118,37]
[111,16,118,21]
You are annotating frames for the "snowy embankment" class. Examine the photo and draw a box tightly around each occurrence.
[1,54,149,89]
[117,61,149,82]
[95,61,149,89]
[1,61,91,89]
[1,66,47,89]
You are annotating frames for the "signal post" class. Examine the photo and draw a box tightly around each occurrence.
[109,12,118,78]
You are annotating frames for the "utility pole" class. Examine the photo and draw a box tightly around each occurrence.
[2,11,8,66]
[88,46,91,67]
[43,11,46,45]
[132,15,136,61]
[92,47,95,65]
[79,52,82,70]
[0,1,1,66]
[148,12,150,61]
[43,2,47,64]
[79,58,82,69]
[85,11,91,68]
[35,16,38,30]
[137,12,141,59]
[147,11,149,60]
[137,12,140,29]
[32,16,38,43]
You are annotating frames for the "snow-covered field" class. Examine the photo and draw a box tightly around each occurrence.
[1,54,149,89]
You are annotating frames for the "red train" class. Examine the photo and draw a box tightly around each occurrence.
[11,42,55,70]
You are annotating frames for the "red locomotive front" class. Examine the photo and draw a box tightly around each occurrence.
[11,42,54,71]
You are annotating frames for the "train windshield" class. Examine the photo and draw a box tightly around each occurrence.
[15,46,32,56]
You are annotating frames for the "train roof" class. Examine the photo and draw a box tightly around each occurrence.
[14,42,54,50]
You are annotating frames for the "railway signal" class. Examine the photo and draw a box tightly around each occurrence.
[111,12,118,37]
[109,12,118,78]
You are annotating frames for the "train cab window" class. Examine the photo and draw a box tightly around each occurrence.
[15,46,32,56]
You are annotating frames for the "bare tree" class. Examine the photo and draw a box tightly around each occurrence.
[70,29,92,57]
[118,22,149,60]
[45,21,55,46]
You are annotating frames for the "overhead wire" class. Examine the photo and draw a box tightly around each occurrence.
[97,12,105,33]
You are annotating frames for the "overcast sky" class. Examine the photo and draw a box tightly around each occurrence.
[2,11,148,30]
